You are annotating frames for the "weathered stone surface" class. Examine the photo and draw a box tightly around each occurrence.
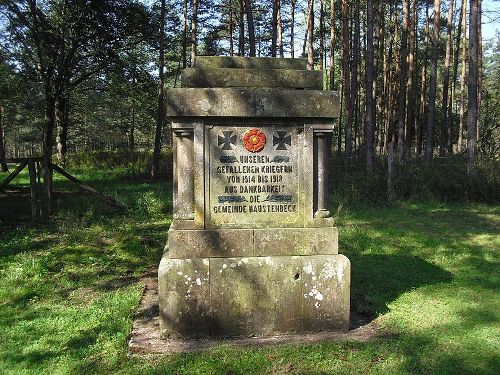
[301,255,350,332]
[158,255,350,337]
[160,56,348,340]
[210,256,303,337]
[168,228,338,258]
[168,228,254,258]
[194,56,307,70]
[158,257,211,338]
[166,88,340,118]
[181,68,322,89]
[254,227,338,256]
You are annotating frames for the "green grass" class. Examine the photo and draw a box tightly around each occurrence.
[1,168,499,374]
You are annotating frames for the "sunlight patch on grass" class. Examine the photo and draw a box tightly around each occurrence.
[1,170,499,374]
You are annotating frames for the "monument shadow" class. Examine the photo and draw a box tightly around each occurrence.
[344,252,452,327]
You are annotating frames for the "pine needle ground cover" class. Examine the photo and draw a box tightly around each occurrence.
[0,168,499,374]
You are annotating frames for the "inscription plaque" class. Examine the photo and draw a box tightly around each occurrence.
[207,125,304,228]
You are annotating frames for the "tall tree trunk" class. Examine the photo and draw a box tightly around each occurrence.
[238,0,245,56]
[191,0,198,64]
[272,0,278,57]
[129,105,135,150]
[376,1,386,152]
[417,3,430,155]
[319,0,325,71]
[0,106,8,172]
[55,94,69,168]
[151,0,165,179]
[397,0,410,161]
[390,5,400,148]
[338,76,343,156]
[341,1,350,156]
[477,0,482,143]
[365,0,375,171]
[229,2,234,56]
[291,0,296,57]
[440,0,454,156]
[346,2,359,158]
[182,0,188,68]
[302,2,309,58]
[467,0,479,173]
[458,0,467,152]
[450,0,464,152]
[405,0,416,158]
[425,0,441,164]
[277,0,283,57]
[306,0,314,70]
[329,0,335,90]
[243,0,256,56]
[42,88,56,219]
[384,2,395,150]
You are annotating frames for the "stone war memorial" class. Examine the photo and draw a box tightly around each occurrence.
[159,56,350,339]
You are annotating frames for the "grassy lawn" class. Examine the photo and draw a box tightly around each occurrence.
[0,167,499,374]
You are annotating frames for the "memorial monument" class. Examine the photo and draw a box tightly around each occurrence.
[159,56,350,338]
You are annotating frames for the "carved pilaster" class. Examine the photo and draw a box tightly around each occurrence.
[314,130,331,219]
[173,126,194,220]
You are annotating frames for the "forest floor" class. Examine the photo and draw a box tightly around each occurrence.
[0,167,499,374]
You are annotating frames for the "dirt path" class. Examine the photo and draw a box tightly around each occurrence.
[128,277,383,356]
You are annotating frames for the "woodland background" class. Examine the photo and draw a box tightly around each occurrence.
[0,2,499,373]
[0,0,498,201]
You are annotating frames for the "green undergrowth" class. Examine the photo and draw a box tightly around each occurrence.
[0,167,499,374]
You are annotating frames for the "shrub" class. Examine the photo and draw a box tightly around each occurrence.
[65,149,173,180]
[330,154,500,205]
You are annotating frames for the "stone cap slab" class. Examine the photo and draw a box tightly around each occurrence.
[181,68,322,89]
[166,88,340,118]
[194,56,307,70]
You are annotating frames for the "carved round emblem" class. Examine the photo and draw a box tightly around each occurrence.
[242,128,266,153]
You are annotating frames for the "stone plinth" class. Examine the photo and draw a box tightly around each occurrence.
[159,56,350,339]
[159,255,350,338]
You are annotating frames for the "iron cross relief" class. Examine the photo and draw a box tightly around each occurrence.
[218,131,237,150]
[273,131,292,150]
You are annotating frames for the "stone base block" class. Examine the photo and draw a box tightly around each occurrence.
[158,255,350,338]
[168,227,338,258]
